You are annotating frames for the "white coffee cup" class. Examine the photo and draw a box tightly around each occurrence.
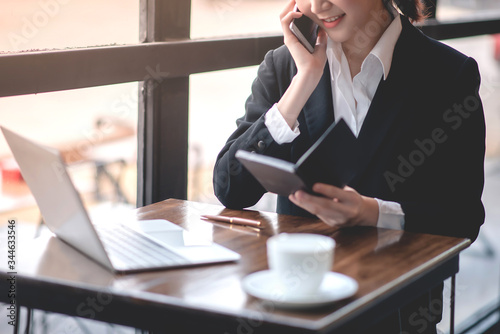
[267,233,335,297]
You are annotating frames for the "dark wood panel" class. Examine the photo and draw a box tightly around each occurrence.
[1,17,500,99]
[421,18,500,40]
[137,0,192,206]
[140,0,191,42]
[138,77,189,204]
[139,200,468,301]
[0,199,470,333]
[0,35,283,98]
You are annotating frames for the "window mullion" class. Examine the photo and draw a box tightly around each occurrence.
[137,0,191,206]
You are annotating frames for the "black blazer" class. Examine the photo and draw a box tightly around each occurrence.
[214,16,485,242]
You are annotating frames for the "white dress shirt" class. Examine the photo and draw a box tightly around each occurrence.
[264,15,405,230]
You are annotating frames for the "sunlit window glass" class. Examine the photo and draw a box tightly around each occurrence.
[437,0,500,21]
[1,0,139,52]
[191,0,286,39]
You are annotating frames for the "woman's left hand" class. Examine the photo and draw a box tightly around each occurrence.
[289,183,379,228]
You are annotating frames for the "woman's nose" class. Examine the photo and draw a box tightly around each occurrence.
[310,0,332,14]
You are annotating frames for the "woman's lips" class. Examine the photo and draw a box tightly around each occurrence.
[322,14,345,29]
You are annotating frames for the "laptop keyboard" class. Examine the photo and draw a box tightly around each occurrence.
[95,224,189,271]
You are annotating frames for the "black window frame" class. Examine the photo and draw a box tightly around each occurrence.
[1,1,500,332]
[0,0,499,206]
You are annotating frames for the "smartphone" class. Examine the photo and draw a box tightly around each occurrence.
[289,5,319,54]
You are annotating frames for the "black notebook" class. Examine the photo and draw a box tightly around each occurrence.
[235,119,357,197]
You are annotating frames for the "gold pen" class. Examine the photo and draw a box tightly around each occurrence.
[200,214,262,228]
[210,221,262,234]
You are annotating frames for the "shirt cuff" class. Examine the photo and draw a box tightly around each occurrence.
[375,198,405,230]
[264,103,300,145]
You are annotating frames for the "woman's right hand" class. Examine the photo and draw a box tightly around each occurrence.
[279,0,327,79]
[276,1,328,129]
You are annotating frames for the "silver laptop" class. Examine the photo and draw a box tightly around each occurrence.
[1,126,240,274]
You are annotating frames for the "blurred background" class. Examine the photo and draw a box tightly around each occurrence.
[1,0,500,333]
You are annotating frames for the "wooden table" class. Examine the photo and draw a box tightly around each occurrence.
[0,199,470,333]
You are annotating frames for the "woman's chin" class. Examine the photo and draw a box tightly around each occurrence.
[325,30,351,44]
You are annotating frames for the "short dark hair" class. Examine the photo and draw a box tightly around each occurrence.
[385,0,429,22]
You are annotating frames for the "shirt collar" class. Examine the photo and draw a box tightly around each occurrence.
[326,13,402,80]
[371,14,402,80]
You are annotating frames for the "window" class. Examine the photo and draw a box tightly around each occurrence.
[1,0,500,332]
[188,66,277,212]
[0,83,138,224]
[191,0,286,39]
[1,0,139,52]
[437,0,500,21]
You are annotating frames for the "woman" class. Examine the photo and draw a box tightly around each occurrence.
[214,0,485,331]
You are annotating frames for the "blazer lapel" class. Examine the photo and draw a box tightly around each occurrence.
[297,17,426,187]
[350,16,424,187]
[301,63,335,142]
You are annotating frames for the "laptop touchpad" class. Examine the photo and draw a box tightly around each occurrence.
[133,219,213,248]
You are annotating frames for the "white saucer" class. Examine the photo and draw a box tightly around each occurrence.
[242,270,358,309]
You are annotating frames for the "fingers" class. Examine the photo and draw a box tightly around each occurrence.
[278,0,327,78]
[312,183,345,200]
[279,0,296,20]
[289,185,367,228]
[314,28,328,53]
[280,2,302,45]
[312,183,360,202]
[289,191,346,227]
[289,190,344,217]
